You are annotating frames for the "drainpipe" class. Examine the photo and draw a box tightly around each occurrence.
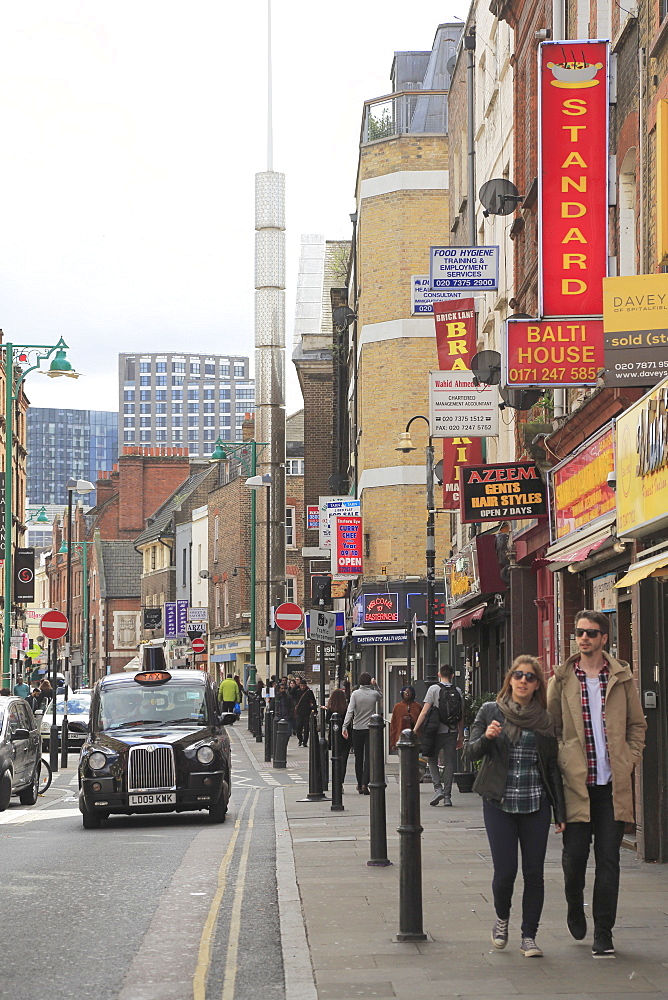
[465,28,477,247]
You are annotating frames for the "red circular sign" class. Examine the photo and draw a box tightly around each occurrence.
[191,637,206,654]
[274,602,304,632]
[40,609,69,639]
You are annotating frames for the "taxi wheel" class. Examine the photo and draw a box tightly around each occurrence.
[0,771,11,811]
[208,794,228,823]
[19,764,39,806]
[82,805,102,829]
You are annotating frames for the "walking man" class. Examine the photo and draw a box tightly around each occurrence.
[547,609,646,958]
[414,665,463,807]
[294,678,317,746]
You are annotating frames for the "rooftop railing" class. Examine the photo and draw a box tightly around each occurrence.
[361,90,449,145]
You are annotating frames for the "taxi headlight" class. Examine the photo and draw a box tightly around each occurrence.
[196,746,215,765]
[89,751,107,771]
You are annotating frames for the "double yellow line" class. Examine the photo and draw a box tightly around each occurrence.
[193,788,261,1000]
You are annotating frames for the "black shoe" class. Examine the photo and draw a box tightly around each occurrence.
[362,785,370,795]
[592,932,615,957]
[567,905,587,941]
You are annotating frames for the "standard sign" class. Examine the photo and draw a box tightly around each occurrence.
[429,371,499,437]
[429,247,499,292]
[459,462,548,523]
[505,319,604,387]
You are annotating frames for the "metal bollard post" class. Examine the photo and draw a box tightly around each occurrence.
[306,713,325,800]
[395,728,427,940]
[330,712,344,812]
[368,714,392,867]
[264,709,274,763]
[256,697,263,743]
[248,695,256,735]
[60,716,69,769]
[273,718,289,768]
[319,706,329,792]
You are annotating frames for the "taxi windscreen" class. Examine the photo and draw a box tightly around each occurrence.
[99,681,210,731]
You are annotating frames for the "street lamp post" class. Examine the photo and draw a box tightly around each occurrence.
[2,338,79,688]
[245,474,271,688]
[396,415,438,686]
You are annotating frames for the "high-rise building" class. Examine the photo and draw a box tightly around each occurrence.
[27,408,118,505]
[118,352,254,458]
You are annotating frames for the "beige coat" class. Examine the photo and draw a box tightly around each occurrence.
[547,651,646,824]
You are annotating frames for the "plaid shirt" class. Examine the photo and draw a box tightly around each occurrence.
[500,729,544,814]
[573,659,609,786]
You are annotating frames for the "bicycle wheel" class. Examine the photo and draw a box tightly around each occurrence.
[38,757,52,794]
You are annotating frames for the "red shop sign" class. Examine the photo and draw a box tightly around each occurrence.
[550,425,615,540]
[333,515,363,577]
[538,40,609,319]
[505,319,604,387]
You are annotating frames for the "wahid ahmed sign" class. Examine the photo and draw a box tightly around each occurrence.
[538,40,609,319]
[459,463,548,524]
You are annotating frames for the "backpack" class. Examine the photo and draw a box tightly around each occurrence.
[437,683,463,727]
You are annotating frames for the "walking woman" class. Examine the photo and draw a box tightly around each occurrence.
[466,655,566,958]
[389,685,421,753]
[325,688,351,783]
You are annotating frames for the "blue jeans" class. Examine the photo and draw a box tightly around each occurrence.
[562,783,625,936]
[483,798,552,938]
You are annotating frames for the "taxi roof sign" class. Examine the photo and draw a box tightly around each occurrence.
[134,670,172,685]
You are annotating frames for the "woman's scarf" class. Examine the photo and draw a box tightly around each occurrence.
[495,693,556,745]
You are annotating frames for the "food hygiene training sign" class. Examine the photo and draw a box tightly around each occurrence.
[428,371,499,437]
[429,247,499,292]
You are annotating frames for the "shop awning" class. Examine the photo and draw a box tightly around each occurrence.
[545,514,615,571]
[614,551,668,589]
[288,647,304,657]
[211,652,237,663]
[450,604,487,631]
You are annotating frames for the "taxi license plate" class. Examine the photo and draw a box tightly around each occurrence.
[129,792,176,806]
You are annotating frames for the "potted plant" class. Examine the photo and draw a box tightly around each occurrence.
[454,691,497,792]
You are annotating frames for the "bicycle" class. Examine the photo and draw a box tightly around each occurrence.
[38,757,52,795]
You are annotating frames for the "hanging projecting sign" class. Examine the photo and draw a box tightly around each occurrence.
[332,515,363,578]
[411,275,461,314]
[429,247,499,291]
[538,40,609,318]
[429,371,499,437]
[550,424,615,540]
[319,496,361,550]
[142,607,162,630]
[164,602,177,638]
[433,299,483,510]
[176,599,189,637]
[14,548,35,602]
[505,319,604,387]
[459,463,547,523]
[306,505,320,531]
[603,274,668,386]
[363,593,400,624]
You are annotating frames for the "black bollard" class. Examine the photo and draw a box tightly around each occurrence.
[60,715,69,769]
[330,712,344,812]
[368,714,392,867]
[273,718,289,768]
[306,713,325,800]
[395,728,427,940]
[248,695,256,735]
[264,709,274,763]
[319,706,329,792]
[256,698,263,743]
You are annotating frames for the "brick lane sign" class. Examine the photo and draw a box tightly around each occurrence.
[40,609,69,640]
[429,247,499,292]
[274,602,304,632]
[603,274,668,387]
[459,462,548,523]
[505,319,604,387]
[433,299,483,510]
[538,40,609,319]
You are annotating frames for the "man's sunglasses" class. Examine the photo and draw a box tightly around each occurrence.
[575,628,603,638]
[511,670,538,683]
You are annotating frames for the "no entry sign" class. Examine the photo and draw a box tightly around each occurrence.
[191,637,206,654]
[40,609,69,640]
[274,602,304,632]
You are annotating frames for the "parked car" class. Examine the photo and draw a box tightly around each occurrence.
[41,692,92,754]
[0,696,42,810]
[78,669,234,829]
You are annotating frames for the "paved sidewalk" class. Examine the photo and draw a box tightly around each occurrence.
[239,727,668,1000]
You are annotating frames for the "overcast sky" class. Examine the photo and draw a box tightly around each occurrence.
[0,2,467,417]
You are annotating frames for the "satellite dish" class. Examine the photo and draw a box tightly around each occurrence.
[434,459,444,485]
[499,387,544,411]
[470,350,502,386]
[446,56,456,78]
[479,178,523,217]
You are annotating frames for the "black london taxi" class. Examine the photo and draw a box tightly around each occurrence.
[78,668,234,829]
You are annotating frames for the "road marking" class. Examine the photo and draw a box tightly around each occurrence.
[221,790,260,1000]
[192,789,253,1000]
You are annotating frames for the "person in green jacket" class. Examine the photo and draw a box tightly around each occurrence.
[219,674,241,711]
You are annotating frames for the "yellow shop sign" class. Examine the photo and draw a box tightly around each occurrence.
[616,376,668,537]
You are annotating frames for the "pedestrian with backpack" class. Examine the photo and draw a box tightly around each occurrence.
[413,665,464,806]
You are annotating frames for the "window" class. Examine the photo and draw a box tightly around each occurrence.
[172,361,186,373]
[151,546,156,570]
[172,403,183,413]
[286,506,296,548]
[188,403,199,413]
[203,402,215,413]
[220,388,231,400]
[236,402,251,412]
[220,415,231,426]
[188,416,199,427]
[182,547,187,587]
[123,431,135,442]
[140,403,151,414]
[155,417,167,427]
[172,375,185,385]
[155,390,167,401]
[172,390,183,400]
[123,403,134,414]
[190,362,200,375]
[221,365,230,377]
[204,429,216,441]
[140,362,151,373]
[188,388,199,400]
[236,389,254,399]
[203,388,215,400]
[140,391,151,401]
[156,362,167,373]
[172,416,182,427]
[124,390,135,401]
[155,403,167,414]
[223,581,229,627]
[235,416,245,426]
[172,430,183,441]
[188,429,199,439]
[220,402,231,413]
[286,576,297,603]
[203,416,215,426]
[234,365,245,377]
[140,417,152,427]
[123,417,135,427]
[205,363,215,377]
[140,431,152,442]
[215,584,220,628]
[213,515,219,562]
[155,376,167,386]
[140,376,151,386]
[155,430,167,441]
[286,459,305,476]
